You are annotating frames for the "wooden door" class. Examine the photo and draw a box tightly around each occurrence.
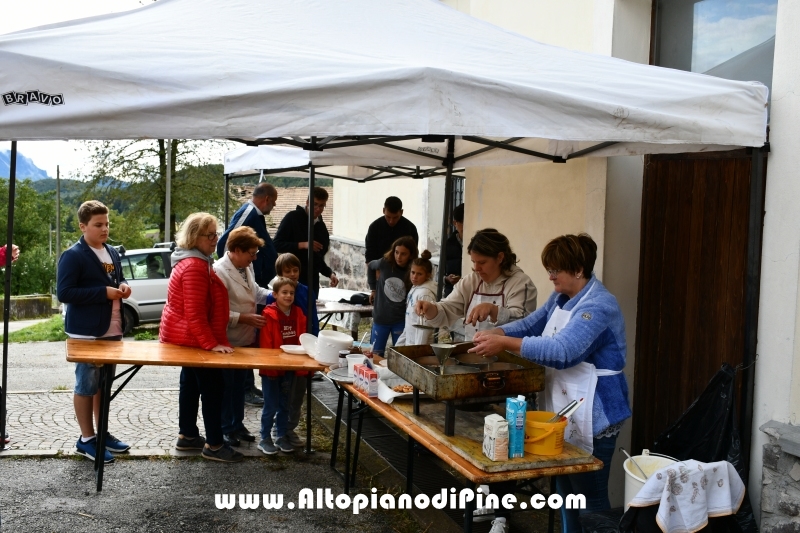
[631,150,763,454]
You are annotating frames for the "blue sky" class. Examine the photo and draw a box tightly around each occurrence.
[692,0,778,72]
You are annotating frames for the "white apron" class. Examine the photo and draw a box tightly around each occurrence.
[464,280,507,341]
[541,283,621,454]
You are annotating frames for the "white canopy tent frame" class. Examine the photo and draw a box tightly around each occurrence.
[0,0,769,464]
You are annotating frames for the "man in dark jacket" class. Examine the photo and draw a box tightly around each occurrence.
[364,196,418,263]
[444,203,465,298]
[274,187,338,295]
[217,183,278,288]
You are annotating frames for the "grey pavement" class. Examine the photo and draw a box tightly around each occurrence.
[0,340,431,532]
[3,317,51,334]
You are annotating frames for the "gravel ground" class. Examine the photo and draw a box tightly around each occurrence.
[0,456,417,533]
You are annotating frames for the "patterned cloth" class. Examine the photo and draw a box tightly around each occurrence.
[628,460,745,533]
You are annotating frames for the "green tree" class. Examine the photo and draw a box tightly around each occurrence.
[82,140,239,239]
[0,178,58,295]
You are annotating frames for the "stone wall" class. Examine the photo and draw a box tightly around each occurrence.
[328,237,369,291]
[761,421,800,533]
[7,294,52,320]
[328,236,442,293]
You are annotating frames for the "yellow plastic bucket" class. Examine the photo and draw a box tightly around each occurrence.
[524,411,567,456]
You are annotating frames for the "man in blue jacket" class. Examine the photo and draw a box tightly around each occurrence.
[218,183,279,288]
[217,182,279,405]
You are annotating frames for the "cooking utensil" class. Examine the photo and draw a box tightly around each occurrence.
[430,343,456,375]
[547,398,583,422]
[620,447,648,480]
[413,295,436,330]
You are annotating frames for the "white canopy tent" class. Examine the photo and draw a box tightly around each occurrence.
[0,0,769,455]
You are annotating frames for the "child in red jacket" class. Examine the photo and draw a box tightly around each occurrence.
[258,277,306,455]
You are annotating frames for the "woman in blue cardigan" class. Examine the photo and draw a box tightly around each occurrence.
[472,233,630,533]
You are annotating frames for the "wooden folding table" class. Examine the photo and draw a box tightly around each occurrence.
[65,338,325,491]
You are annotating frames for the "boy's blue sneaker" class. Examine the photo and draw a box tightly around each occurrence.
[75,437,114,464]
[104,433,131,453]
[258,438,279,455]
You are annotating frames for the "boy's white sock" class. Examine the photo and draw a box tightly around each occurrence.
[81,435,96,443]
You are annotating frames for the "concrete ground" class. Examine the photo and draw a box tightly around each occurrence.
[0,339,428,532]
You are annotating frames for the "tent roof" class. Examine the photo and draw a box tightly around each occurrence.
[223,144,465,181]
[0,0,767,152]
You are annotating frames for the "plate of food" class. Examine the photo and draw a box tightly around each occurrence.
[377,377,424,404]
[281,345,306,355]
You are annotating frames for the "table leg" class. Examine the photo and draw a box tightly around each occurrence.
[464,480,475,533]
[343,392,353,494]
[94,364,113,492]
[406,434,415,494]
[350,400,365,488]
[548,476,556,533]
[304,373,313,455]
[330,385,345,470]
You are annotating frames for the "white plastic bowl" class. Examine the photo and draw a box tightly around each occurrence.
[316,330,353,364]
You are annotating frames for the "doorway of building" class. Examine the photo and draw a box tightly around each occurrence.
[631,149,766,461]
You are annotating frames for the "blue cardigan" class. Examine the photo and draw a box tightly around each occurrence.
[500,275,631,436]
[57,236,127,337]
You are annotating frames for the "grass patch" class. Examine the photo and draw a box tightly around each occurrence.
[52,384,69,391]
[133,330,157,341]
[0,315,67,343]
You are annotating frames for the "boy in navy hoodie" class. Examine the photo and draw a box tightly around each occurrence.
[266,253,318,448]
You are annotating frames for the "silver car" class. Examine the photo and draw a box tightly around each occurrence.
[118,247,173,335]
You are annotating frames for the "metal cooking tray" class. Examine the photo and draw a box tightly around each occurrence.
[387,343,544,401]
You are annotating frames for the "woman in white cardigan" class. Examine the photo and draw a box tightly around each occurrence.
[213,226,271,447]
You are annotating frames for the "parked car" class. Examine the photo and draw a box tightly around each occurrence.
[118,247,173,335]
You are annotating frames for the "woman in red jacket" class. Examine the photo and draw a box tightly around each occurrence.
[159,212,242,463]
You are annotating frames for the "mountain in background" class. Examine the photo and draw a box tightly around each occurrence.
[0,150,50,181]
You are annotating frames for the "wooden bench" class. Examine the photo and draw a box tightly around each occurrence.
[66,338,325,491]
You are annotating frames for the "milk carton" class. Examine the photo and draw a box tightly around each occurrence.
[506,395,527,458]
[482,414,509,461]
[363,368,379,397]
[353,363,366,392]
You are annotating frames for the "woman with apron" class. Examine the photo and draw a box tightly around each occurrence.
[471,233,631,533]
[415,229,537,340]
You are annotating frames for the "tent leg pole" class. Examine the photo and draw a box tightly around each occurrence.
[307,161,316,323]
[1,140,17,451]
[436,137,456,301]
[224,174,230,227]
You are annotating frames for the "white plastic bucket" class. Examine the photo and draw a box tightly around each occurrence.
[623,449,677,510]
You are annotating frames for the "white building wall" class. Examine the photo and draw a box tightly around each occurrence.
[332,177,444,253]
[749,0,800,515]
[449,0,651,508]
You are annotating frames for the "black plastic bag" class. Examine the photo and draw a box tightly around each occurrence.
[580,507,624,533]
[651,363,757,533]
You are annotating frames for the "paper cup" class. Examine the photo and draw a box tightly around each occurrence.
[347,354,365,377]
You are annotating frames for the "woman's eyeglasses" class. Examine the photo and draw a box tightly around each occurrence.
[247,250,259,258]
[204,232,221,241]
[546,269,562,277]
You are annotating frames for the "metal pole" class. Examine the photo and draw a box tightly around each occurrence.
[56,165,61,295]
[307,162,315,333]
[1,140,18,451]
[740,145,768,481]
[224,174,230,227]
[435,137,456,301]
[164,140,172,242]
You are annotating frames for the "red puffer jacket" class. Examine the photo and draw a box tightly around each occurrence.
[160,256,231,350]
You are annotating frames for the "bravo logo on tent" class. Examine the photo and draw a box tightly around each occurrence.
[2,91,64,106]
